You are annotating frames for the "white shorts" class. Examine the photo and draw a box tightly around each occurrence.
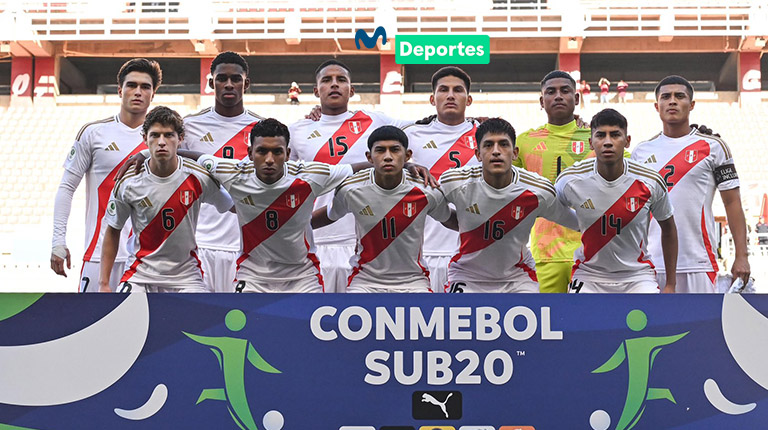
[234,276,323,293]
[315,243,354,293]
[424,255,450,294]
[81,260,125,293]
[568,277,659,293]
[198,248,238,293]
[657,272,717,293]
[118,282,206,293]
[446,279,539,293]
[347,278,432,293]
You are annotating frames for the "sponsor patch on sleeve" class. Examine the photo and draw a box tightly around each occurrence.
[714,163,738,184]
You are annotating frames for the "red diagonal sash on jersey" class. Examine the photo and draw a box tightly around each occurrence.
[451,190,539,264]
[214,121,260,160]
[83,142,147,261]
[429,124,478,178]
[312,111,373,164]
[236,179,313,269]
[348,187,428,285]
[121,174,203,282]
[572,180,651,276]
[659,139,710,192]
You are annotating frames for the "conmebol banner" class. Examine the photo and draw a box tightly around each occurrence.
[0,294,766,429]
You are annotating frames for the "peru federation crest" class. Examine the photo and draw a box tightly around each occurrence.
[286,194,301,209]
[465,136,476,149]
[625,197,640,213]
[512,205,525,220]
[571,140,585,154]
[348,121,362,135]
[403,202,417,218]
[180,190,194,207]
[684,150,698,164]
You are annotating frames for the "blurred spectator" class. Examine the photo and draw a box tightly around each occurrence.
[617,79,629,103]
[598,77,610,104]
[580,79,591,109]
[757,217,768,245]
[289,82,301,105]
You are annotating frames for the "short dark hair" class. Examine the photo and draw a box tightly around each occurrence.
[249,118,291,147]
[475,118,516,146]
[541,70,576,89]
[654,75,694,99]
[117,58,162,90]
[367,125,408,150]
[142,106,184,137]
[211,51,249,76]
[590,108,628,134]
[431,66,471,93]
[314,59,351,82]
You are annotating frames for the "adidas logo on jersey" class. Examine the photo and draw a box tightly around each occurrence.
[534,141,548,151]
[308,130,321,139]
[200,132,214,143]
[422,140,438,149]
[240,196,256,206]
[138,197,153,208]
[644,155,657,164]
[580,199,595,210]
[465,203,481,214]
[359,205,375,216]
[105,142,120,151]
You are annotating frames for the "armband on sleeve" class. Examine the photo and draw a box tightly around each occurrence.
[714,163,738,185]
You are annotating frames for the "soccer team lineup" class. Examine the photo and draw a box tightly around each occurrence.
[48,52,752,295]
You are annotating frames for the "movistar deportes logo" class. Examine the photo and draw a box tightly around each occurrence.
[590,309,689,430]
[355,26,387,49]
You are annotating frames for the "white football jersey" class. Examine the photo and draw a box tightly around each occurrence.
[289,110,413,245]
[183,107,263,252]
[555,159,674,283]
[61,114,145,262]
[441,165,573,284]
[105,157,228,287]
[199,155,353,287]
[631,129,739,273]
[328,169,450,289]
[405,118,480,257]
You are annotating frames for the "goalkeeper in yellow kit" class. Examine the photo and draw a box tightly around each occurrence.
[514,71,593,293]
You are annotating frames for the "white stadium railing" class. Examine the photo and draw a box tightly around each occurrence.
[0,0,765,41]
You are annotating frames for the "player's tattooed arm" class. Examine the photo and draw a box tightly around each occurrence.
[99,226,121,292]
[721,188,751,283]
[311,206,335,229]
[658,215,678,294]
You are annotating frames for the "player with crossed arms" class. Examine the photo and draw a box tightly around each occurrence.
[313,126,451,292]
[99,107,233,292]
[51,58,162,292]
[440,118,579,293]
[556,109,678,293]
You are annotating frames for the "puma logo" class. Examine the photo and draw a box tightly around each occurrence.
[421,392,453,418]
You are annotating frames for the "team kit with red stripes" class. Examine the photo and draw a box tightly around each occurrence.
[51,55,750,294]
